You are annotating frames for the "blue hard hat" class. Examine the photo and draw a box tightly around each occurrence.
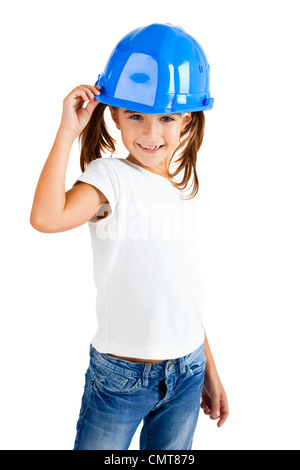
[94,23,214,114]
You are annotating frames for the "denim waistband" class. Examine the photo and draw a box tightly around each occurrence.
[89,342,205,381]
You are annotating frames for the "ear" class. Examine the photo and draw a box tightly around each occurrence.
[109,106,121,130]
[181,112,192,131]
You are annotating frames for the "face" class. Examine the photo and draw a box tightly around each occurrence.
[109,107,191,176]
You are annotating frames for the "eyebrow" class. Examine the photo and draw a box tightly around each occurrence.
[123,109,178,117]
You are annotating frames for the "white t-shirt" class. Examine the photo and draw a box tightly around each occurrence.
[74,157,206,360]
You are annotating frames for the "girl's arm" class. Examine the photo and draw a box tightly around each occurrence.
[201,333,229,427]
[30,85,106,233]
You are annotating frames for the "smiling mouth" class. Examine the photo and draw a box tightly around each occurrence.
[137,143,164,152]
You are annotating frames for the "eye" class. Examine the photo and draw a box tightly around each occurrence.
[161,116,174,122]
[129,114,142,120]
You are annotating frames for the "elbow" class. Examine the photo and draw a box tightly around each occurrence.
[30,213,68,233]
[30,211,55,233]
[30,214,48,233]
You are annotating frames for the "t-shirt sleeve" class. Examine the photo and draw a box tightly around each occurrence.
[72,158,120,223]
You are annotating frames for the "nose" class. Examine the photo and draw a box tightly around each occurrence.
[141,118,161,141]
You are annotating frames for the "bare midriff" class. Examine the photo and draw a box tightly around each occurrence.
[107,353,166,363]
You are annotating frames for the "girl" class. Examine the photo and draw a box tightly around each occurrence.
[30,23,229,450]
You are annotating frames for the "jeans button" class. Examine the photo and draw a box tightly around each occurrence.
[168,362,174,371]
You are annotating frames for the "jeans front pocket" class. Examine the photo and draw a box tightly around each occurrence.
[92,367,143,394]
[89,347,144,395]
[94,371,142,394]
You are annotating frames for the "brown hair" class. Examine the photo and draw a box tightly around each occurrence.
[78,103,205,200]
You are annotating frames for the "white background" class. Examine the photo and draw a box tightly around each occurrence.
[0,0,299,450]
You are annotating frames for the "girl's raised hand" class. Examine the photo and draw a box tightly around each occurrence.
[59,84,101,138]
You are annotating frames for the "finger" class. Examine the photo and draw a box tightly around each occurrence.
[203,404,212,416]
[80,84,101,93]
[69,86,93,104]
[79,85,101,100]
[217,411,229,428]
[201,397,211,415]
[75,91,89,102]
[200,396,210,408]
[67,86,89,102]
[217,401,229,427]
[210,410,220,420]
[210,398,221,420]
[85,97,100,114]
[72,93,89,110]
[77,86,95,102]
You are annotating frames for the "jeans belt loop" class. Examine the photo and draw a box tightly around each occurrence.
[141,363,152,386]
[179,357,186,374]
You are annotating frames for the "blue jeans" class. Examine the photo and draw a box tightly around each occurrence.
[74,343,206,450]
